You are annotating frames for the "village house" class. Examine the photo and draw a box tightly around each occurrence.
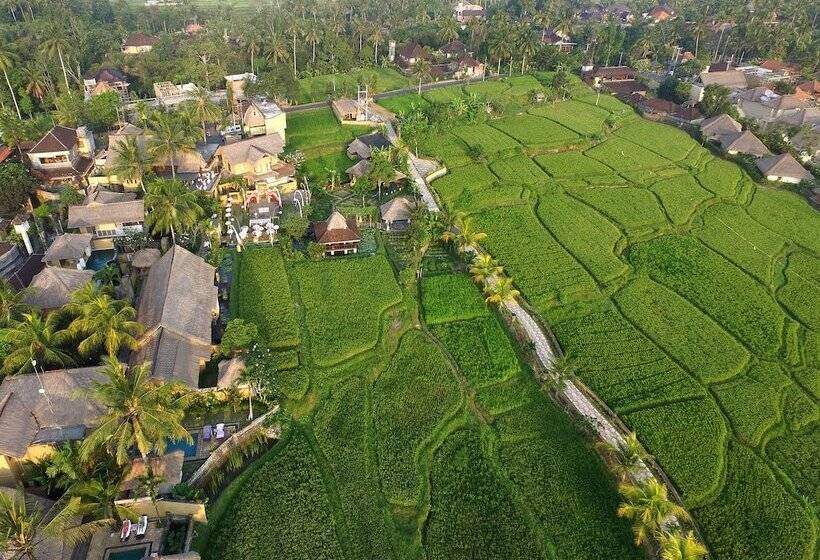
[346,158,407,185]
[216,134,296,199]
[242,99,286,138]
[759,59,802,79]
[26,125,95,191]
[397,43,428,69]
[698,69,748,90]
[756,153,815,184]
[347,132,391,160]
[83,67,129,100]
[225,72,256,103]
[0,366,105,485]
[331,97,395,126]
[41,232,93,269]
[453,1,485,25]
[380,197,414,231]
[717,130,770,157]
[89,123,146,191]
[313,211,361,256]
[453,56,485,79]
[736,88,809,125]
[699,114,743,140]
[153,81,199,107]
[24,266,95,312]
[645,5,675,22]
[630,96,703,123]
[67,194,144,250]
[122,33,159,54]
[582,65,636,87]
[795,80,820,101]
[440,40,466,59]
[0,240,43,290]
[538,29,576,52]
[131,245,218,387]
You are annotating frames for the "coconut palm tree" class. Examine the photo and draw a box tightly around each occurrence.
[516,23,537,74]
[70,477,136,524]
[184,87,222,142]
[352,17,369,53]
[20,64,48,103]
[0,278,31,327]
[484,276,519,306]
[598,432,653,482]
[412,58,432,95]
[0,487,106,560]
[304,21,322,64]
[3,313,73,375]
[242,32,261,75]
[39,33,71,93]
[452,214,486,253]
[490,35,513,76]
[286,17,302,75]
[438,17,459,43]
[657,530,708,560]
[67,294,143,359]
[144,178,203,244]
[110,136,152,192]
[370,26,385,64]
[0,47,20,118]
[80,357,192,465]
[267,34,289,65]
[469,254,503,284]
[147,112,197,180]
[617,479,690,546]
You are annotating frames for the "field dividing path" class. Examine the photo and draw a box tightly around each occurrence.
[384,121,440,212]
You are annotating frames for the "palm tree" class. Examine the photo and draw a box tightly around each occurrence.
[39,34,71,93]
[484,277,519,305]
[516,23,537,74]
[0,47,21,119]
[242,32,261,75]
[266,34,289,65]
[598,432,653,482]
[490,36,512,76]
[412,59,432,94]
[453,214,486,253]
[352,17,369,53]
[657,530,708,560]
[110,136,152,192]
[469,254,503,284]
[617,479,690,546]
[144,179,204,244]
[20,64,48,103]
[80,357,192,465]
[438,17,459,43]
[68,294,143,358]
[70,477,136,524]
[3,313,73,375]
[184,87,222,142]
[304,21,322,64]
[286,17,302,76]
[547,352,578,390]
[0,487,105,560]
[371,26,385,64]
[147,112,197,180]
[0,278,31,327]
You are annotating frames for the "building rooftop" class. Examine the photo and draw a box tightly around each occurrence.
[28,126,78,155]
[218,134,285,167]
[315,212,361,245]
[42,233,93,263]
[68,199,144,228]
[756,153,814,182]
[123,33,159,48]
[25,267,95,310]
[718,130,770,157]
[700,114,742,138]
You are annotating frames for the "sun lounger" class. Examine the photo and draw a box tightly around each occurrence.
[215,423,225,439]
[120,519,131,542]
[202,425,213,441]
[136,515,148,538]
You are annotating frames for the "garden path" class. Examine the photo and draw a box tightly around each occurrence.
[384,121,440,212]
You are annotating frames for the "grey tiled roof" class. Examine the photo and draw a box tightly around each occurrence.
[42,233,92,262]
[25,267,94,310]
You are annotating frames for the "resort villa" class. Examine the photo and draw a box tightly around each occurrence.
[215,134,296,203]
[26,126,95,190]
[242,99,286,138]
[313,211,361,256]
[67,192,144,250]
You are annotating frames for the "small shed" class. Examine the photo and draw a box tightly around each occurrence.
[380,197,415,230]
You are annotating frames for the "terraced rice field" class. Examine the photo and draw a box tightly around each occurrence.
[418,85,819,560]
[202,244,640,559]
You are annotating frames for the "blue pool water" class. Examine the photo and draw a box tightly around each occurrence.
[166,433,198,458]
[86,249,117,271]
[107,545,150,560]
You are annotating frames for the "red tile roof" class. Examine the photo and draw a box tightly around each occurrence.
[314,212,360,245]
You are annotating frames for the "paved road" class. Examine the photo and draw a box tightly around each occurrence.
[383,121,440,212]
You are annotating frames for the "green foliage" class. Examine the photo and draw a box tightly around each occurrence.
[420,273,490,325]
[694,442,814,560]
[624,398,727,506]
[614,276,748,383]
[572,186,668,234]
[373,330,460,502]
[424,428,542,559]
[697,84,738,118]
[528,99,610,135]
[204,431,345,560]
[629,235,786,357]
[489,113,580,148]
[0,162,36,217]
[650,175,713,225]
[657,76,692,105]
[534,151,613,177]
[232,248,300,349]
[218,318,259,357]
[293,254,402,365]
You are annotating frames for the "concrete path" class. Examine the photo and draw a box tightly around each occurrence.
[384,121,440,212]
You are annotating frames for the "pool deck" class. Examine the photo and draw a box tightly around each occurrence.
[181,422,240,461]
[88,519,164,560]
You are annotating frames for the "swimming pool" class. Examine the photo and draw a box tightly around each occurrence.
[106,545,150,560]
[86,249,117,271]
[166,433,198,458]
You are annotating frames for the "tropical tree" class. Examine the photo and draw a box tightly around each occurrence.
[484,276,519,305]
[438,17,459,43]
[20,64,48,103]
[144,178,204,244]
[516,23,537,73]
[469,253,503,284]
[490,35,513,75]
[657,530,708,560]
[452,214,486,253]
[70,477,136,524]
[184,87,222,142]
[598,432,653,481]
[0,278,31,327]
[147,112,197,180]
[39,33,71,93]
[0,47,21,118]
[110,137,152,192]
[68,294,143,358]
[412,59,432,95]
[370,26,385,64]
[266,33,289,65]
[547,352,578,390]
[286,17,301,75]
[2,313,72,375]
[80,357,192,465]
[241,31,261,75]
[304,21,322,64]
[0,488,104,560]
[617,479,690,546]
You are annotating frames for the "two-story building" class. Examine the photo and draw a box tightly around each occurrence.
[242,99,286,138]
[122,33,159,54]
[313,211,361,256]
[216,134,296,203]
[26,126,95,192]
[67,192,144,250]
